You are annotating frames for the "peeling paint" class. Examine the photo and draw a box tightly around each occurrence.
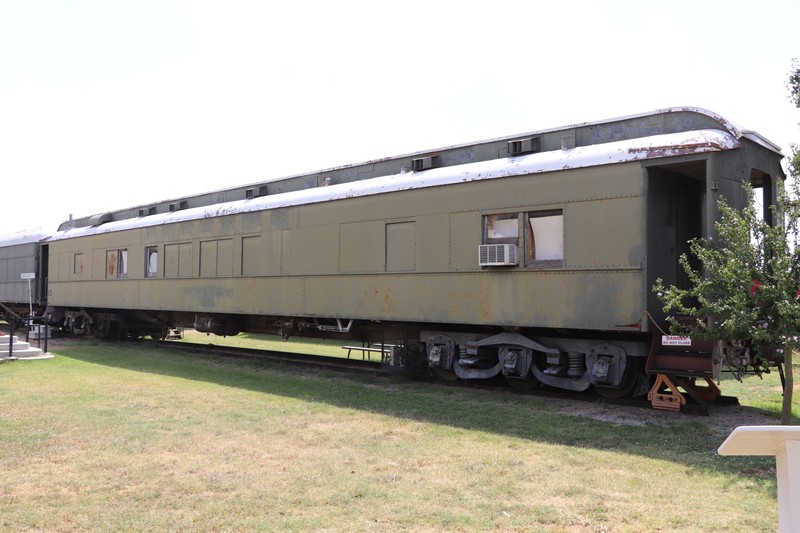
[183,285,234,309]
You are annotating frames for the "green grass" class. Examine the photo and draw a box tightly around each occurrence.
[1,338,794,532]
[719,362,800,422]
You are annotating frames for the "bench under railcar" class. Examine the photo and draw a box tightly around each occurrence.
[35,107,785,406]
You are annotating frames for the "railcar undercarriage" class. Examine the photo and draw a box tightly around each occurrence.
[46,306,656,400]
[39,306,774,410]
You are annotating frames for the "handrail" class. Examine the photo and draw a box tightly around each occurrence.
[0,302,22,359]
[0,301,23,322]
[0,304,49,359]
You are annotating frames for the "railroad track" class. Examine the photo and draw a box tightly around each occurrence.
[156,339,737,415]
[158,339,384,375]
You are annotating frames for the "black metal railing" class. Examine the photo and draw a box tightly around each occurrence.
[1,303,50,359]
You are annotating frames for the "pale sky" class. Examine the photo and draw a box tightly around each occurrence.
[1,0,799,235]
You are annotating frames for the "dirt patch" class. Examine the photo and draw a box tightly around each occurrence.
[544,396,778,437]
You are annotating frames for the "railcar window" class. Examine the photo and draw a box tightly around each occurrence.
[525,210,564,268]
[106,249,128,279]
[751,171,774,227]
[118,250,127,278]
[485,213,519,244]
[145,246,158,278]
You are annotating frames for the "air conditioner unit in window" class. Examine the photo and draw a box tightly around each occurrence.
[478,244,518,266]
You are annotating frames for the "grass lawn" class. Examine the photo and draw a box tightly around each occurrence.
[1,336,796,532]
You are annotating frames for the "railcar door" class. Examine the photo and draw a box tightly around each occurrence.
[37,244,49,308]
[645,162,706,326]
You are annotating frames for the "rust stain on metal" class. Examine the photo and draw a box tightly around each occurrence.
[615,322,642,330]
[627,137,730,159]
[381,288,394,314]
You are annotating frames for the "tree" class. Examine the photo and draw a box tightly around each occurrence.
[654,61,800,425]
[789,59,800,180]
[654,181,798,424]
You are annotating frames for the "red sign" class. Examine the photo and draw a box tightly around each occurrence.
[662,335,692,346]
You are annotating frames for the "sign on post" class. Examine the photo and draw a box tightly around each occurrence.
[21,272,36,321]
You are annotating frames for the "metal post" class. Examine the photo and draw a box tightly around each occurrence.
[25,277,32,343]
[8,318,14,359]
[21,272,36,345]
[27,277,33,320]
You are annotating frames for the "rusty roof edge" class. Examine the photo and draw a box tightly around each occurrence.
[658,106,781,156]
[56,107,774,231]
[239,106,755,180]
[48,128,739,242]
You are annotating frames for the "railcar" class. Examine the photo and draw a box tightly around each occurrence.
[7,107,786,407]
[0,229,49,324]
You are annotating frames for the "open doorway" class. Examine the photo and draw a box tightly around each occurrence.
[646,161,706,326]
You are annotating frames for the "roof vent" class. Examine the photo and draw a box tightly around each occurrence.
[89,213,113,226]
[412,156,436,172]
[508,137,540,156]
[479,244,518,266]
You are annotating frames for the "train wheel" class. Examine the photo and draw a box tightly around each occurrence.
[431,367,458,382]
[150,327,168,342]
[505,375,541,390]
[594,358,642,399]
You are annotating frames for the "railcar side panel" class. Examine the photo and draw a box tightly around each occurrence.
[47,159,648,333]
[281,224,339,275]
[340,221,385,273]
[301,271,642,329]
[416,214,450,273]
[564,196,643,268]
[0,242,40,305]
[449,212,479,271]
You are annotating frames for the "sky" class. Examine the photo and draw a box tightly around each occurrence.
[1,0,799,235]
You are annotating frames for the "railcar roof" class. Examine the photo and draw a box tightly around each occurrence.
[55,106,784,236]
[50,127,743,241]
[0,228,51,247]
